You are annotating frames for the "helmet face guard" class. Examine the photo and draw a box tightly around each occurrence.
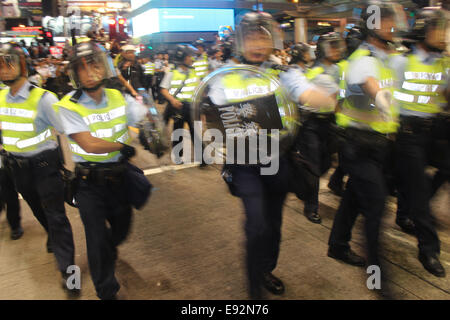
[68,51,116,90]
[0,44,27,85]
[362,2,407,46]
[317,33,345,63]
[235,12,281,62]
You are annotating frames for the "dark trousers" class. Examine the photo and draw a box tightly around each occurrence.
[228,158,289,294]
[166,102,197,162]
[328,130,390,266]
[75,178,132,300]
[296,114,336,213]
[0,168,21,230]
[9,151,75,273]
[395,120,440,256]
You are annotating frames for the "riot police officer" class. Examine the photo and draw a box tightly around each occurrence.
[328,26,365,196]
[292,34,342,223]
[194,11,335,299]
[192,38,210,79]
[0,42,76,292]
[53,41,151,299]
[160,44,200,163]
[391,8,448,277]
[327,3,405,293]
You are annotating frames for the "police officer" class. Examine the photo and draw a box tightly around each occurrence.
[0,42,76,292]
[192,38,210,79]
[204,12,335,299]
[141,51,155,95]
[53,41,150,300]
[327,3,404,291]
[391,8,448,277]
[328,26,365,196]
[292,34,342,223]
[160,45,200,163]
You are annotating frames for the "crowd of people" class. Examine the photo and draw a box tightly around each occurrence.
[0,2,448,301]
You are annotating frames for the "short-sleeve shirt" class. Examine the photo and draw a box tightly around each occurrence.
[57,89,147,163]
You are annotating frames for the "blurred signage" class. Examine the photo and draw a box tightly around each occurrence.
[49,46,63,58]
[2,0,42,21]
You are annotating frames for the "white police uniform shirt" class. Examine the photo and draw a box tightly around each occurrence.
[389,46,449,118]
[57,90,148,163]
[2,80,62,157]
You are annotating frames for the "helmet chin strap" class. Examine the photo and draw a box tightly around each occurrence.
[82,80,105,92]
[371,31,395,48]
[2,75,23,86]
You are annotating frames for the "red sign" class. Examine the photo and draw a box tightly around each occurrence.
[49,46,63,58]
[12,26,42,32]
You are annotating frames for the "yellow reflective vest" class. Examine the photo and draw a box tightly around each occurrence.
[53,88,131,162]
[0,87,55,153]
[393,54,448,115]
[335,48,399,134]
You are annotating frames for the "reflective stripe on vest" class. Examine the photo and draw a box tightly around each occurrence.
[143,62,155,75]
[169,69,200,102]
[0,87,54,153]
[393,54,447,115]
[53,88,130,162]
[193,54,209,78]
[336,48,398,134]
[337,60,349,100]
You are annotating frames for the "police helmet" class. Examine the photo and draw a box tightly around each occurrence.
[316,32,345,63]
[0,42,29,85]
[409,8,448,48]
[345,26,364,56]
[193,38,206,49]
[360,1,407,45]
[67,41,116,90]
[235,11,281,60]
[289,42,311,65]
[171,44,198,65]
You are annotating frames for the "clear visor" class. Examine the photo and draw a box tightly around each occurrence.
[321,39,345,60]
[68,52,116,89]
[0,55,21,82]
[236,23,276,56]
[0,55,20,70]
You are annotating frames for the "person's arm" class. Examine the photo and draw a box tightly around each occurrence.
[117,72,138,97]
[160,88,182,108]
[69,131,123,154]
[159,71,182,108]
[280,68,336,110]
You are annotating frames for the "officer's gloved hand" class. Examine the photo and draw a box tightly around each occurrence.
[120,143,136,160]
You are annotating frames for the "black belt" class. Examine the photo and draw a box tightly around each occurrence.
[300,110,335,121]
[75,162,126,184]
[4,148,61,169]
[400,115,435,133]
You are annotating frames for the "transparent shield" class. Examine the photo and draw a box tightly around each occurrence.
[192,65,299,165]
